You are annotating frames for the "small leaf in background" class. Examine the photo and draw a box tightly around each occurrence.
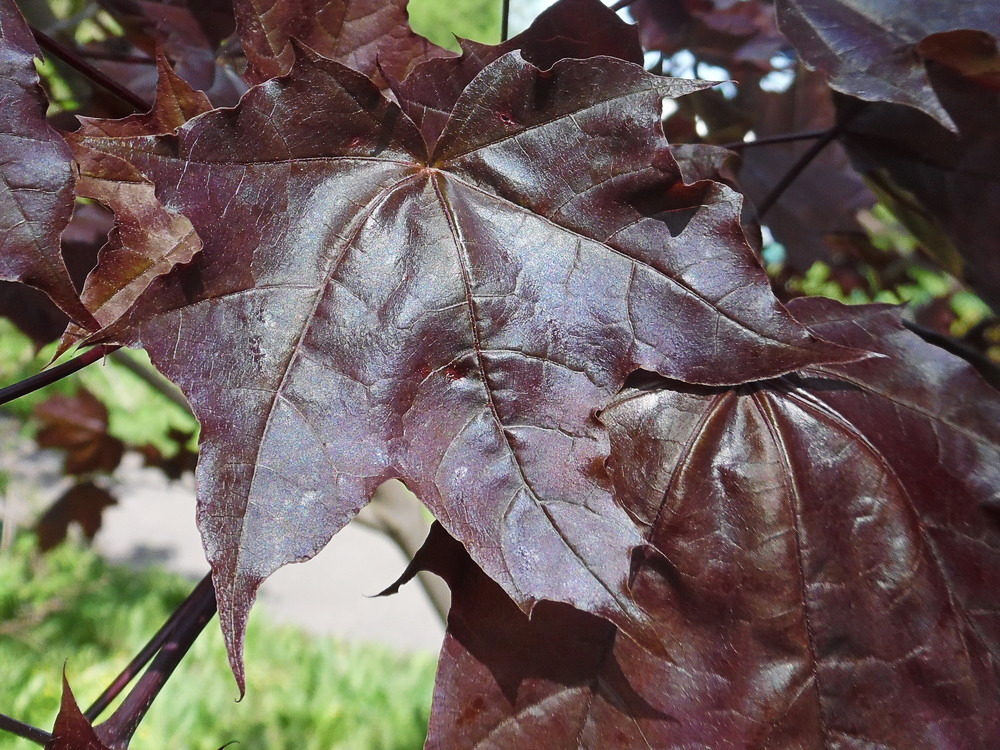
[97,0,238,96]
[775,0,1000,130]
[841,50,1000,313]
[35,481,118,552]
[35,389,125,475]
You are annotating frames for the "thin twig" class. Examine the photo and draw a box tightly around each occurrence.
[85,573,212,721]
[0,712,51,746]
[722,128,830,151]
[610,0,638,11]
[754,103,863,221]
[500,0,510,42]
[30,27,150,113]
[0,345,120,407]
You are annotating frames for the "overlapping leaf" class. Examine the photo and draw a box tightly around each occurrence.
[775,0,1000,130]
[841,58,1000,311]
[75,21,865,685]
[234,0,452,86]
[0,0,95,327]
[420,297,1000,748]
[388,0,642,149]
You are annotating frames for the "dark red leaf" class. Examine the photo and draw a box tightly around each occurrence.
[631,0,785,70]
[389,0,642,150]
[75,37,865,688]
[233,0,453,86]
[840,59,1000,311]
[47,674,112,750]
[0,1,96,328]
[35,389,125,475]
[35,481,118,552]
[775,0,1000,130]
[422,298,1000,747]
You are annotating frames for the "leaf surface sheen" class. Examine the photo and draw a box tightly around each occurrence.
[422,298,1000,748]
[79,41,863,687]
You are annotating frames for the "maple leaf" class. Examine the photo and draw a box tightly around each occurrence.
[75,15,867,687]
[34,388,125,475]
[418,297,1000,748]
[97,0,237,92]
[0,0,96,328]
[775,0,1000,131]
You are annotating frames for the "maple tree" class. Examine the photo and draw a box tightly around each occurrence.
[1,0,999,747]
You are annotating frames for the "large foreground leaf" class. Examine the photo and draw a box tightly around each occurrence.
[78,35,864,686]
[421,298,1000,747]
[0,0,94,327]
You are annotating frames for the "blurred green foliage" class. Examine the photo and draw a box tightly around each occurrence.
[0,536,436,749]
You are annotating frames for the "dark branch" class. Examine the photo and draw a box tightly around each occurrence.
[30,27,151,113]
[610,0,638,11]
[85,573,213,721]
[754,103,863,221]
[0,712,51,746]
[501,0,510,42]
[722,129,831,151]
[96,575,216,745]
[0,345,120,406]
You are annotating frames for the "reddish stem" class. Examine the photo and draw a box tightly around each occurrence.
[96,575,217,748]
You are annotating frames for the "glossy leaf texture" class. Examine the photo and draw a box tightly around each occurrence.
[841,56,1000,312]
[775,0,1000,130]
[74,20,865,686]
[234,0,452,86]
[387,0,643,149]
[421,297,1000,748]
[0,0,96,327]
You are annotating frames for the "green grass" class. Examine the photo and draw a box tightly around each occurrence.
[0,536,437,749]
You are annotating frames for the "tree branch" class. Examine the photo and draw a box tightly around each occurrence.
[0,712,51,746]
[96,575,216,746]
[722,128,830,150]
[85,573,213,722]
[30,27,150,113]
[0,345,120,406]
